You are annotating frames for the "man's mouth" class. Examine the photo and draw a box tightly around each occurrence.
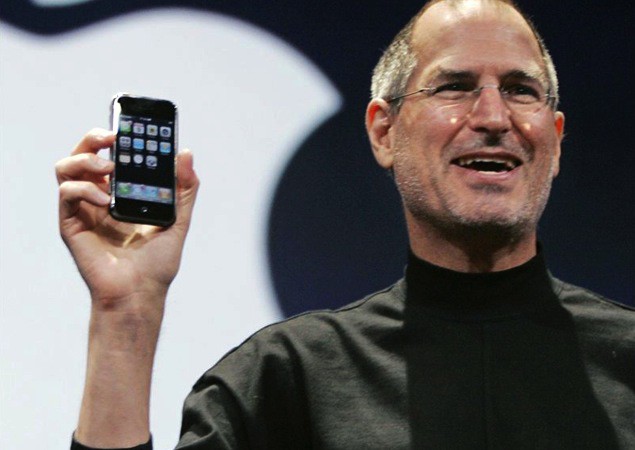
[451,156,522,174]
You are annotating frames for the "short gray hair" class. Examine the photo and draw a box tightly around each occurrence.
[370,0,560,113]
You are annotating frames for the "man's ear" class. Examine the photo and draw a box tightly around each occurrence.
[366,99,395,170]
[552,111,565,177]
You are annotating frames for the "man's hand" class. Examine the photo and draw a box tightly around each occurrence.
[57,128,199,447]
[56,128,199,311]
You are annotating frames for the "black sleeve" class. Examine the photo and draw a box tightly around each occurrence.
[71,435,152,450]
[176,325,312,449]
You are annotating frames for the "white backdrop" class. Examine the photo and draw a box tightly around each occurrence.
[0,9,341,448]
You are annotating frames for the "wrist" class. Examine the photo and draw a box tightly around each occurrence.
[88,299,165,355]
[90,282,168,314]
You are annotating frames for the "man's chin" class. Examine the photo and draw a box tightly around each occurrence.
[404,196,541,243]
[449,214,534,241]
[423,209,535,243]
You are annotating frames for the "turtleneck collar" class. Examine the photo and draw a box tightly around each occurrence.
[405,247,560,321]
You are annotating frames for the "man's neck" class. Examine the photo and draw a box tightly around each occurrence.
[407,217,538,273]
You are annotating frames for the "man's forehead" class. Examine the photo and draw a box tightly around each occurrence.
[412,0,538,51]
[423,66,548,85]
[416,0,524,25]
[410,1,544,79]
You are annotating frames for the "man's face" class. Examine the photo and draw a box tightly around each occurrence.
[383,2,564,237]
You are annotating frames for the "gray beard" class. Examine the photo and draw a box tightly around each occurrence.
[401,179,553,246]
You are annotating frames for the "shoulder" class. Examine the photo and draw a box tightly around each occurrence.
[552,276,634,315]
[199,280,406,380]
[258,279,405,340]
[551,276,635,340]
[239,279,404,351]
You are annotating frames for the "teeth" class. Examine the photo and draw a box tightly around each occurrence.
[456,157,519,171]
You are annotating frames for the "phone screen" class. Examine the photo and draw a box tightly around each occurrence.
[110,94,177,226]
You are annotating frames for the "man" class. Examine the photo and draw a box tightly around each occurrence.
[60,0,634,448]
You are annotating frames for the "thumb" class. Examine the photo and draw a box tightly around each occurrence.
[174,149,199,230]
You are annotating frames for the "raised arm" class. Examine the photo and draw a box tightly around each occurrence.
[56,129,199,448]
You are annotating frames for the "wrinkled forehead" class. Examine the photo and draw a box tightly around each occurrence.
[411,1,544,80]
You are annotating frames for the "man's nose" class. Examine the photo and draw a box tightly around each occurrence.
[466,85,512,134]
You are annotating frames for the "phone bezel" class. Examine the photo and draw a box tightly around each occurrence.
[109,93,177,227]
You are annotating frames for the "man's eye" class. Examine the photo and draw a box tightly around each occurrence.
[431,82,473,100]
[503,84,540,99]
[433,82,472,93]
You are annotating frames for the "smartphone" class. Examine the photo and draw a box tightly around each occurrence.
[109,93,177,227]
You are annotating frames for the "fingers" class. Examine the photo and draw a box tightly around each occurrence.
[56,153,114,184]
[57,129,115,184]
[57,129,116,225]
[72,128,116,156]
[59,180,110,221]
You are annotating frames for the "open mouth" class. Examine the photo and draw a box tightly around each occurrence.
[451,156,522,173]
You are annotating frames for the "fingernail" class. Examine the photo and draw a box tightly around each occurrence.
[97,190,111,204]
[180,148,193,161]
[98,130,115,139]
[96,157,112,168]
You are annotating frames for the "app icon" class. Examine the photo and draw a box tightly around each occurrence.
[133,138,145,150]
[119,120,132,133]
[158,188,172,202]
[145,185,159,200]
[159,142,171,154]
[159,126,172,138]
[117,182,132,196]
[119,153,131,164]
[119,136,131,148]
[146,125,158,136]
[133,123,145,134]
[146,155,158,168]
[132,184,144,198]
[146,140,158,152]
[133,154,144,164]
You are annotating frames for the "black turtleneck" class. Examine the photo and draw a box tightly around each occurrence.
[405,249,559,320]
[401,249,633,449]
[173,249,635,449]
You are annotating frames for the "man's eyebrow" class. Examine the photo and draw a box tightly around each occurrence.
[427,68,476,82]
[423,68,547,85]
[500,69,548,85]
